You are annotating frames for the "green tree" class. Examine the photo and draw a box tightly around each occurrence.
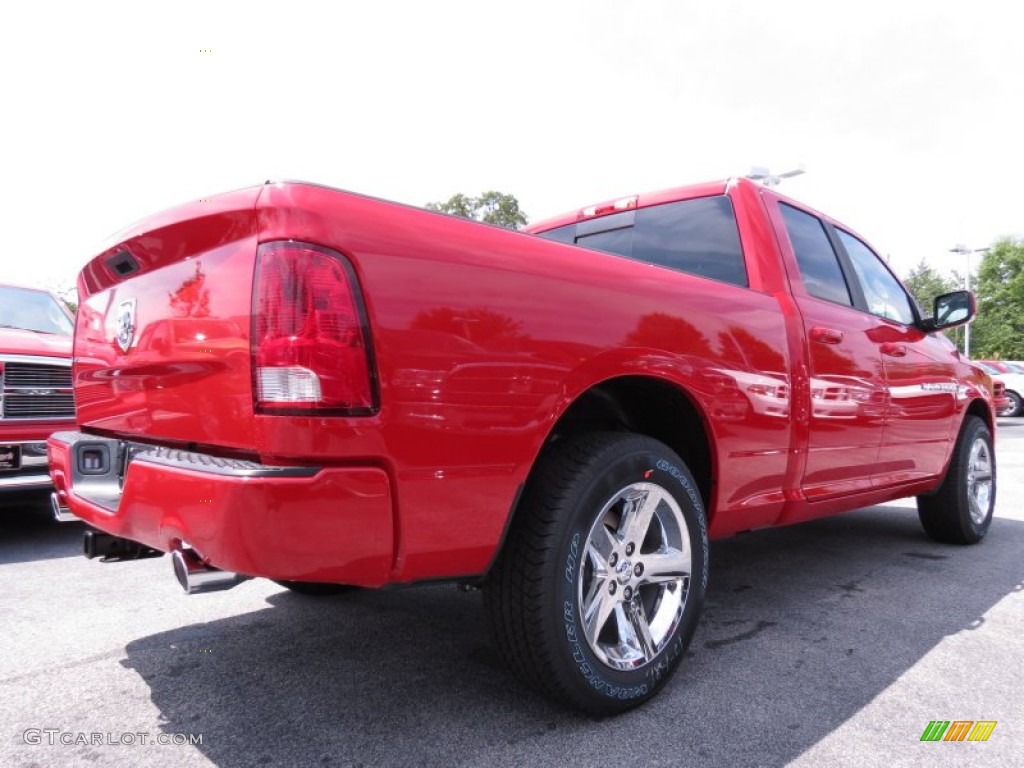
[426,191,527,230]
[46,280,78,314]
[901,259,957,317]
[970,238,1024,359]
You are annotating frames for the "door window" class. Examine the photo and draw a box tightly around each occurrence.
[837,230,915,325]
[779,204,853,306]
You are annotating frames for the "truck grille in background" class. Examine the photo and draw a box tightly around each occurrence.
[0,361,74,420]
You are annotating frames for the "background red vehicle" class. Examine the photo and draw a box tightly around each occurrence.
[48,179,995,714]
[992,379,1011,414]
[0,284,77,511]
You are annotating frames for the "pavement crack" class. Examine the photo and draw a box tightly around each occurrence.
[0,647,126,686]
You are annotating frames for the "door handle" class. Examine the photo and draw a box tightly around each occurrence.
[810,327,844,345]
[881,343,907,358]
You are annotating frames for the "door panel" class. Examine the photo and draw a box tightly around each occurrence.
[798,298,887,499]
[772,201,887,500]
[873,324,958,483]
[834,228,958,485]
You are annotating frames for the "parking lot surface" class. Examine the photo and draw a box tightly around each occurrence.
[2,420,1022,768]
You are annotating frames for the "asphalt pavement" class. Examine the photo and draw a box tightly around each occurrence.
[1,420,1022,768]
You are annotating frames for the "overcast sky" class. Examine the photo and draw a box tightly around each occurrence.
[2,0,1021,292]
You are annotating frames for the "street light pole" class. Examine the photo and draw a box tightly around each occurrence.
[949,244,990,358]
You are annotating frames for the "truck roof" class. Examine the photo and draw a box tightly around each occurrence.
[526,177,880,265]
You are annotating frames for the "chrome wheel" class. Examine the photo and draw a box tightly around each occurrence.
[1005,391,1023,418]
[966,437,993,525]
[578,482,691,671]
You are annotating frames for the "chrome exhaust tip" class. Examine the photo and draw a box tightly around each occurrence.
[172,548,248,594]
[50,492,78,523]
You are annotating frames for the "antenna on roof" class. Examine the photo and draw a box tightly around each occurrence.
[745,165,806,187]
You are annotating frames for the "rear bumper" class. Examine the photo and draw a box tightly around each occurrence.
[47,431,394,586]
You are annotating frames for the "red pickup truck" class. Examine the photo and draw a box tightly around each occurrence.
[48,178,996,714]
[0,284,76,505]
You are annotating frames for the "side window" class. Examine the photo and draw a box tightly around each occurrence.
[779,204,853,306]
[837,230,916,325]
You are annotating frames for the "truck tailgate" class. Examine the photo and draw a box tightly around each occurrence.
[74,187,261,450]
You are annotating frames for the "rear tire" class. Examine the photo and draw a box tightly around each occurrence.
[917,416,995,544]
[486,433,709,715]
[273,580,354,596]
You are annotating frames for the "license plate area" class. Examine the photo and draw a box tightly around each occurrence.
[0,445,21,470]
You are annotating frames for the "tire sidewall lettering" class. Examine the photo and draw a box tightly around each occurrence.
[656,457,710,591]
[565,532,580,585]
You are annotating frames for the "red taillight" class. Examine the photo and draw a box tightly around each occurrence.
[252,241,377,415]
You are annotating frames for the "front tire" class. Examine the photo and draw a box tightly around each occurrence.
[917,415,995,544]
[486,433,709,715]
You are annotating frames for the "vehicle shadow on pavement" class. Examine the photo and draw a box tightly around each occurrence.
[121,505,1024,768]
[0,503,83,566]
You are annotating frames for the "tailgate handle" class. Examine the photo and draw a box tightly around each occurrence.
[810,327,844,345]
[881,343,907,358]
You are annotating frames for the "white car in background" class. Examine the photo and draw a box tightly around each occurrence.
[977,361,1024,417]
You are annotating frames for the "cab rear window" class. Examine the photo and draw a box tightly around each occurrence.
[534,195,748,287]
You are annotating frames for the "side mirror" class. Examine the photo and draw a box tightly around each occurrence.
[920,290,975,332]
